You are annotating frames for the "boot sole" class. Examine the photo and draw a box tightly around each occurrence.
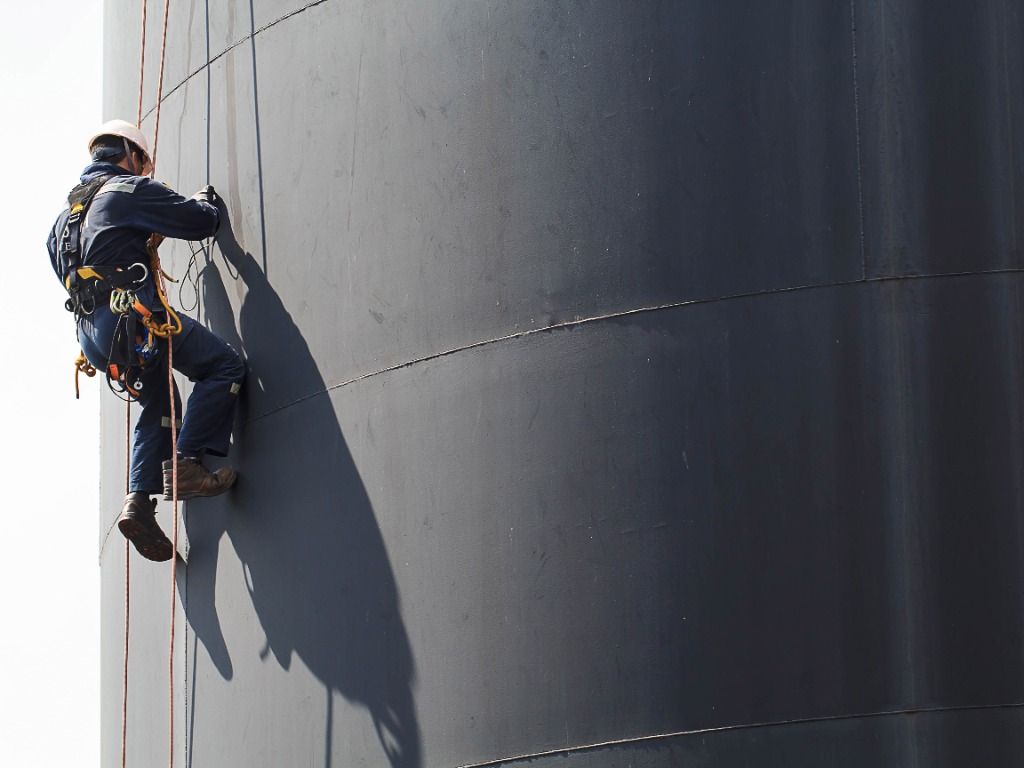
[117,517,174,562]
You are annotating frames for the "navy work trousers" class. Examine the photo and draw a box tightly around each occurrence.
[78,308,245,494]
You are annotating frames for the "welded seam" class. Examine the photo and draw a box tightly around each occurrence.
[452,701,1024,768]
[1000,3,1018,253]
[97,266,1024,557]
[247,267,1024,424]
[347,37,366,232]
[140,0,333,121]
[849,0,868,277]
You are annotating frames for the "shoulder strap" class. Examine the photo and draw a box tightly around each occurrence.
[59,175,114,275]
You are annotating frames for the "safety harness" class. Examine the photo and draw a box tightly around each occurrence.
[60,176,161,400]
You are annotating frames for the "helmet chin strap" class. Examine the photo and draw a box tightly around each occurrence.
[122,137,138,175]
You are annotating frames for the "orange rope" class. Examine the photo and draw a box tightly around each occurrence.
[74,352,97,400]
[125,2,183,766]
[136,0,148,127]
[149,2,179,766]
[123,4,148,762]
[167,334,180,768]
[151,0,172,174]
[121,402,131,768]
[123,0,151,763]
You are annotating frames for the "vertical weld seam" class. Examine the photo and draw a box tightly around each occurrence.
[204,0,212,184]
[1013,281,1024,596]
[347,41,365,232]
[850,0,868,277]
[1000,2,1018,253]
[248,0,269,275]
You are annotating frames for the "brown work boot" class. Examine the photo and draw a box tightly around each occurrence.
[117,493,174,562]
[162,457,237,500]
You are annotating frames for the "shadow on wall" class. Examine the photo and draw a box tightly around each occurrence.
[178,206,421,768]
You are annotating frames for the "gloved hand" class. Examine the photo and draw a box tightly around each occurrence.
[191,185,218,206]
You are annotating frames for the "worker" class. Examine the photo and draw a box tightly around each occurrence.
[47,119,245,562]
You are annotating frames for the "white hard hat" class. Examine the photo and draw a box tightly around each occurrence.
[87,119,151,163]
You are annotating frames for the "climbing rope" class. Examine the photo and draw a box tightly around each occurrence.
[166,330,180,768]
[121,404,132,768]
[121,0,150,761]
[146,2,182,767]
[151,0,172,175]
[121,1,184,766]
[136,0,148,127]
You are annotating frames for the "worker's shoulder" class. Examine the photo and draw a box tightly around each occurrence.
[95,176,184,207]
[95,173,146,197]
[133,176,185,199]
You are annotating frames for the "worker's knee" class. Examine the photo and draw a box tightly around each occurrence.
[223,346,246,389]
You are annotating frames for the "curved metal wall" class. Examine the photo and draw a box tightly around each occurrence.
[98,1,1024,766]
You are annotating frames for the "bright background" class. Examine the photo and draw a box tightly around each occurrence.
[0,1,103,764]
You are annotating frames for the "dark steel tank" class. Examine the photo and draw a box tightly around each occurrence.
[98,1,1024,766]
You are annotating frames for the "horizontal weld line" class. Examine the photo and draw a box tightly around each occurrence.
[453,701,1024,768]
[141,0,333,121]
[247,267,1024,423]
[101,267,1020,555]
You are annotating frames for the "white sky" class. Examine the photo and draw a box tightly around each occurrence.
[0,1,102,764]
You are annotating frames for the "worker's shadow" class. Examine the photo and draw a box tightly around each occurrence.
[179,206,421,768]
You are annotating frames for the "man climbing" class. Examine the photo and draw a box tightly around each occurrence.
[47,119,245,562]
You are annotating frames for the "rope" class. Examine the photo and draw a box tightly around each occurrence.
[124,2,183,766]
[74,352,97,400]
[166,331,180,768]
[151,0,172,174]
[141,238,185,339]
[121,403,131,768]
[148,3,180,766]
[136,0,148,127]
[122,0,148,761]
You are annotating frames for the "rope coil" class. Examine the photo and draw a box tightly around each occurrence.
[144,236,184,339]
[74,351,97,400]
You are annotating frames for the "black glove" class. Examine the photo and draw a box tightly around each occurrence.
[191,185,218,205]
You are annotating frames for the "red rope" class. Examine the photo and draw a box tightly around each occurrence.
[136,0,148,127]
[151,0,172,174]
[124,0,148,761]
[125,2,180,767]
[123,1,150,765]
[121,403,131,768]
[149,3,178,765]
[167,338,180,768]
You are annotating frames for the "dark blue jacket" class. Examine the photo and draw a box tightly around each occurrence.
[48,162,220,368]
[47,161,219,300]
